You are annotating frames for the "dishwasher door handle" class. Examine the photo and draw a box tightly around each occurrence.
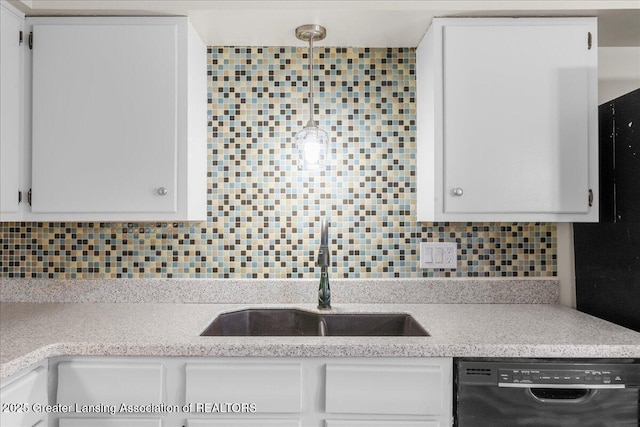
[528,387,595,404]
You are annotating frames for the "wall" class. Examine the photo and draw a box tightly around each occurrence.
[598,47,640,104]
[0,47,557,279]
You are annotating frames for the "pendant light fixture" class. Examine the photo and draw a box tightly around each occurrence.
[295,24,329,171]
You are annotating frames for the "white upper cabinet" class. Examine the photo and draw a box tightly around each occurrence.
[24,16,206,221]
[416,18,598,222]
[0,2,24,221]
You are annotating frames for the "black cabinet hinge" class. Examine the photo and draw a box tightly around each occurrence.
[588,189,593,207]
[18,191,22,205]
[28,31,33,49]
[28,188,32,206]
[19,30,23,46]
[588,32,592,50]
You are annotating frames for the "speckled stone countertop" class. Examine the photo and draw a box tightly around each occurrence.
[2,301,640,380]
[1,278,639,380]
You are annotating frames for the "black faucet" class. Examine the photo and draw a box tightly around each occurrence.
[316,218,331,310]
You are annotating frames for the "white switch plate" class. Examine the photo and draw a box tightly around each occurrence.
[420,242,457,269]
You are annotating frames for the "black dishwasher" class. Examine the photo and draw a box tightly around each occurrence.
[456,359,640,426]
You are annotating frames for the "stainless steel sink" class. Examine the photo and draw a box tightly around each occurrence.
[200,309,429,337]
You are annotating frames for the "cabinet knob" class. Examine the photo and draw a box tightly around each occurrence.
[451,188,464,197]
[157,187,168,196]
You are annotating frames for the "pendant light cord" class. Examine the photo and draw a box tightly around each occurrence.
[308,36,315,126]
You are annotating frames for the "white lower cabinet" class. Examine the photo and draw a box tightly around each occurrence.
[3,356,452,427]
[325,363,445,415]
[59,419,162,427]
[182,358,451,426]
[185,363,302,413]
[188,420,301,427]
[325,422,440,427]
[57,361,165,407]
[0,363,47,427]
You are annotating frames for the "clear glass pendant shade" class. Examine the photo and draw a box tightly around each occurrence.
[295,24,329,171]
[296,121,329,170]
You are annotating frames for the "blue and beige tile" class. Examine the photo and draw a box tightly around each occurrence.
[0,47,556,279]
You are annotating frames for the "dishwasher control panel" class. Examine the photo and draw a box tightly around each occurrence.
[498,368,625,388]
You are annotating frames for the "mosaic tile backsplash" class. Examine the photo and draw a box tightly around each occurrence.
[0,47,556,279]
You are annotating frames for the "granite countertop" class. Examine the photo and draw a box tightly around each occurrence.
[2,301,640,380]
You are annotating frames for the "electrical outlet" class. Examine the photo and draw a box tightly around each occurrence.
[420,242,457,269]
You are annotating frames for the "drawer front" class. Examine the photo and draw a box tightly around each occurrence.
[188,420,301,427]
[59,418,162,427]
[325,363,443,415]
[185,363,302,414]
[57,361,165,407]
[0,366,47,427]
[325,421,440,427]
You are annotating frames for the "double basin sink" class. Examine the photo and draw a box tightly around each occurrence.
[201,308,429,337]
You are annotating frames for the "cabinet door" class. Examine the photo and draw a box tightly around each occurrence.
[31,22,178,214]
[0,3,22,219]
[0,366,47,427]
[185,363,302,414]
[188,420,301,427]
[59,419,161,427]
[442,23,592,214]
[325,363,445,416]
[57,361,165,407]
[325,421,440,427]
